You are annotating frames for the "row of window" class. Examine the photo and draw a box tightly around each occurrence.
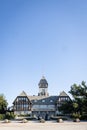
[58,97,70,102]
[16,97,70,103]
[34,99,53,103]
[14,104,30,111]
[17,97,28,101]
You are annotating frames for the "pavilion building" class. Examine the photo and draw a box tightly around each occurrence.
[13,76,70,118]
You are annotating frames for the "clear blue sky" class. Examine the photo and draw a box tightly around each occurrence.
[0,0,87,106]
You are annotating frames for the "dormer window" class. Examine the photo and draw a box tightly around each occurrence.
[42,100,45,102]
[50,100,53,102]
[34,100,37,102]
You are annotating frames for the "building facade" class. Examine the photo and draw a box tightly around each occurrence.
[13,76,70,118]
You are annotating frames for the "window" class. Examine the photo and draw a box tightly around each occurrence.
[42,100,45,102]
[34,100,37,102]
[50,100,53,102]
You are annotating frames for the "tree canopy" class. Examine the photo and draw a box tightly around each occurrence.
[58,81,87,119]
[0,94,8,114]
[69,81,87,115]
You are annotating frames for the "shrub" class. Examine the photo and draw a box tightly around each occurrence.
[5,112,15,119]
[72,113,81,119]
[0,114,5,120]
[81,115,87,120]
[18,114,31,117]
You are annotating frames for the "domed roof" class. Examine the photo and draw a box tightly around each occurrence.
[38,76,48,88]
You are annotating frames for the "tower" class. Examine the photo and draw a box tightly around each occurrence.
[38,76,49,96]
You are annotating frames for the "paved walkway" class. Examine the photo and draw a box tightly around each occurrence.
[0,121,87,130]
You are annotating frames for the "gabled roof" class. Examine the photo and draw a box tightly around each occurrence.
[28,95,58,105]
[19,91,27,96]
[59,91,69,97]
[13,91,30,104]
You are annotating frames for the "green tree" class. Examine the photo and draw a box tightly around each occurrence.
[69,81,87,116]
[58,100,73,115]
[59,81,87,119]
[0,94,8,114]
